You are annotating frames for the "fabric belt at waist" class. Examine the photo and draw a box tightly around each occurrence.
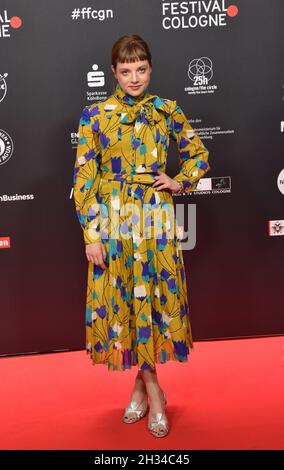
[100,172,158,185]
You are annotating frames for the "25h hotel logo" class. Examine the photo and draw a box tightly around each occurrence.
[0,10,22,38]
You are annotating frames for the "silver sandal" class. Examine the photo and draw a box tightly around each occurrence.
[148,390,169,438]
[122,396,148,424]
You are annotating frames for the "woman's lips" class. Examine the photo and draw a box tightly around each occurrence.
[129,85,141,89]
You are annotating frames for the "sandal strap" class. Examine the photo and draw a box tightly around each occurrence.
[124,399,147,417]
[148,412,169,430]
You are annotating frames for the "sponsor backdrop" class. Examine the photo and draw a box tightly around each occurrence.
[0,1,283,359]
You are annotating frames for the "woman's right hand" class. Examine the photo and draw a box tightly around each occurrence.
[85,242,107,269]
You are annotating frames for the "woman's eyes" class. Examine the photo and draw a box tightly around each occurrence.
[121,69,146,75]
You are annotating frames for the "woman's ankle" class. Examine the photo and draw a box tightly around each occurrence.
[145,382,163,398]
[133,374,146,392]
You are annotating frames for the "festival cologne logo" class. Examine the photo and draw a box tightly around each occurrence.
[161,1,239,30]
[0,129,14,165]
[0,10,22,38]
[0,72,8,102]
[268,220,284,237]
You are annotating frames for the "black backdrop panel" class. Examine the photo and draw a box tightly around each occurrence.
[0,0,283,357]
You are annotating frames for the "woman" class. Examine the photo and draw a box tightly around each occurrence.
[73,34,210,438]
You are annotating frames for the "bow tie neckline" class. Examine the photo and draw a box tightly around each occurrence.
[113,83,164,126]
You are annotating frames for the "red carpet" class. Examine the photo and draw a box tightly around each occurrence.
[0,336,283,450]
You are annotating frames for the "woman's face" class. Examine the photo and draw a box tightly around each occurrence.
[112,59,152,97]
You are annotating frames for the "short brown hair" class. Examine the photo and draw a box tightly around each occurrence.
[111,34,152,70]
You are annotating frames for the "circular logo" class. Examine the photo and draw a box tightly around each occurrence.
[188,57,213,82]
[0,129,14,166]
[277,169,284,195]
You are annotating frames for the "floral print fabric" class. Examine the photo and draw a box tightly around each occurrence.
[73,83,210,371]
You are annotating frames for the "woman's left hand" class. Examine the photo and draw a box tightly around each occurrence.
[152,169,181,192]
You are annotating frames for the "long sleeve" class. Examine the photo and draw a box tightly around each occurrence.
[169,100,210,194]
[73,105,102,244]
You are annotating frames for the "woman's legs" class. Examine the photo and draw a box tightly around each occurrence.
[128,368,164,408]
[123,369,148,421]
[124,367,167,434]
[140,368,167,434]
[128,369,147,402]
[140,368,165,409]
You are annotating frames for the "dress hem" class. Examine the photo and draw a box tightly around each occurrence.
[85,344,194,372]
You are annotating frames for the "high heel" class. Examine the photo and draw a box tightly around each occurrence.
[122,396,148,424]
[147,390,169,438]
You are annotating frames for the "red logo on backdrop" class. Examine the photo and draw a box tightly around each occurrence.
[0,237,10,248]
[0,10,22,38]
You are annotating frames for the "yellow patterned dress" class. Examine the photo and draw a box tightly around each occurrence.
[73,83,210,371]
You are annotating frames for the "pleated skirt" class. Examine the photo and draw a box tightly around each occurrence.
[85,177,194,371]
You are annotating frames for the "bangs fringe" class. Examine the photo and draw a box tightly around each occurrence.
[118,44,148,64]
